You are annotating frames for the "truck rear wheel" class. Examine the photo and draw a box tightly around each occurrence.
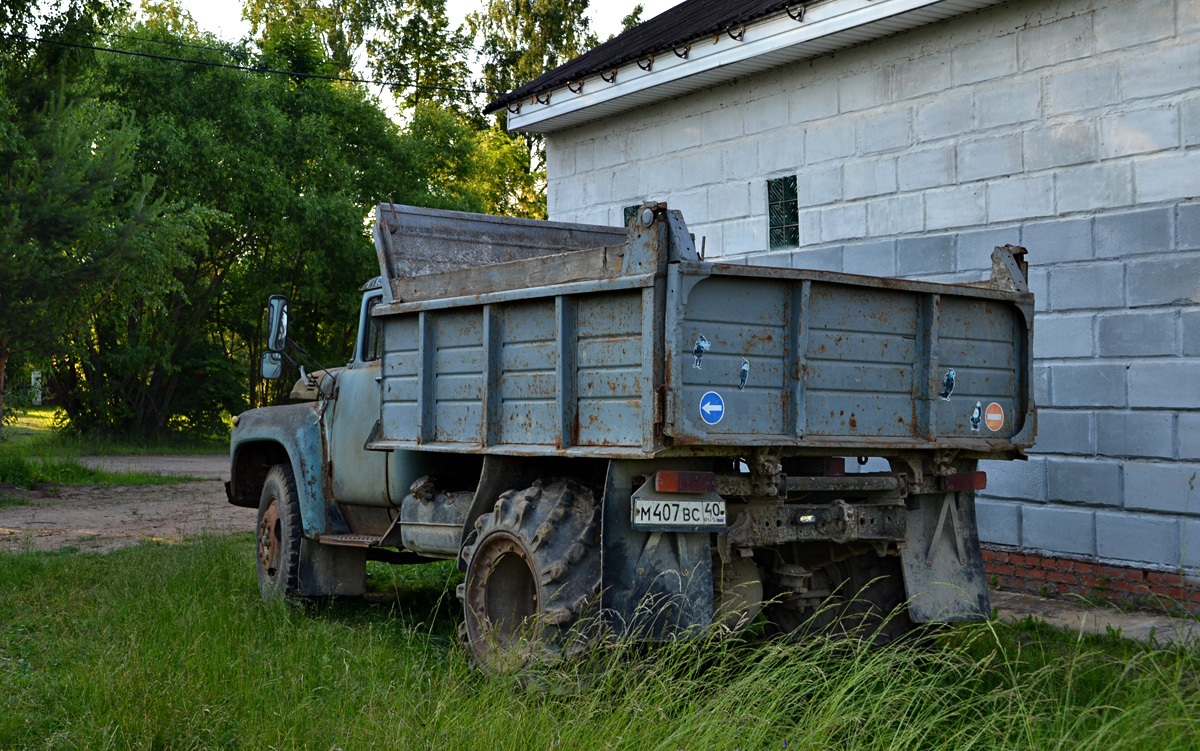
[767,550,915,645]
[457,478,602,673]
[257,464,302,602]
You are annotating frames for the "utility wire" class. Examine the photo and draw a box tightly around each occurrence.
[103,30,355,71]
[3,32,501,97]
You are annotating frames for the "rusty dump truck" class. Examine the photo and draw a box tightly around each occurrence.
[227,202,1035,670]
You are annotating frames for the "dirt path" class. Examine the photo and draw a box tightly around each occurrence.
[77,453,229,479]
[0,454,254,553]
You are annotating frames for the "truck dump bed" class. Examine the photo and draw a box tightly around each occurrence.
[368,203,1034,459]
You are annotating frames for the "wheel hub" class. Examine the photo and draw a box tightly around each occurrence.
[465,533,540,665]
[258,499,282,581]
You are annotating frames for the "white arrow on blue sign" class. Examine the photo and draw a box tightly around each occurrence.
[699,391,725,425]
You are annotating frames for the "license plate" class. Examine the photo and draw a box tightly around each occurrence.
[632,499,726,530]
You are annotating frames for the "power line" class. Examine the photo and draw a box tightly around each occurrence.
[103,30,355,71]
[2,32,501,97]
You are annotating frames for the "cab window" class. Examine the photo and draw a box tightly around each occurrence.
[361,295,383,362]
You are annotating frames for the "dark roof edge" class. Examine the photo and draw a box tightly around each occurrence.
[484,0,799,114]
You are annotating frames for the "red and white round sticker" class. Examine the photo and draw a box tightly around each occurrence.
[984,402,1004,432]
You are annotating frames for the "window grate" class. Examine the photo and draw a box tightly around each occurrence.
[767,176,799,250]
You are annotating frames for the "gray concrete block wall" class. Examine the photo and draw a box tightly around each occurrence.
[543,0,1200,573]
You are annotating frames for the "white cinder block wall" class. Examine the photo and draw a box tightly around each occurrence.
[544,0,1200,571]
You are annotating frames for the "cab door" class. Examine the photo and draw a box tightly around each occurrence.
[325,292,389,505]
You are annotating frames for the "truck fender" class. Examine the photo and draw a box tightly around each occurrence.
[455,456,544,571]
[228,403,349,538]
[455,455,606,571]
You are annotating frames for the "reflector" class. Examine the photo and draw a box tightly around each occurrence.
[654,470,718,493]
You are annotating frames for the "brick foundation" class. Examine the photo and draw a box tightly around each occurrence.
[982,546,1200,612]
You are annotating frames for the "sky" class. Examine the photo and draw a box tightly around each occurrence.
[177,0,684,47]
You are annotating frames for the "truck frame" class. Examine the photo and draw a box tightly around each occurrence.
[228,202,1035,670]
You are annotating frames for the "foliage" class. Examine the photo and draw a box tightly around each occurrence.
[367,0,475,113]
[40,9,526,435]
[2,0,602,439]
[4,406,227,457]
[4,535,1200,749]
[0,0,158,445]
[469,0,597,105]
[467,0,599,215]
[243,0,475,114]
[241,0,372,75]
[620,3,645,35]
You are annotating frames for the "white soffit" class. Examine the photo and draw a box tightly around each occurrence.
[507,0,1013,134]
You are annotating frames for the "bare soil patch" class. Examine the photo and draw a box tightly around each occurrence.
[0,454,254,553]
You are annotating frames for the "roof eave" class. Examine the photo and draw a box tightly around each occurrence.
[506,0,1014,135]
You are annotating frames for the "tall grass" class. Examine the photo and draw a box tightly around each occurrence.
[2,535,1199,750]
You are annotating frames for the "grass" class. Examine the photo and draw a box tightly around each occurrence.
[2,406,228,458]
[1,407,215,487]
[0,453,199,488]
[3,535,1200,750]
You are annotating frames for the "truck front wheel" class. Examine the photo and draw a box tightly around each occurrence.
[458,478,601,673]
[257,464,302,601]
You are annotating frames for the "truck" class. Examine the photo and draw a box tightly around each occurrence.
[227,202,1035,671]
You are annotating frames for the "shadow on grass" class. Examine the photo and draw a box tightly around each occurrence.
[3,406,228,458]
[289,559,465,641]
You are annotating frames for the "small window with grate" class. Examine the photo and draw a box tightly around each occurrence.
[767,176,799,249]
[623,204,640,227]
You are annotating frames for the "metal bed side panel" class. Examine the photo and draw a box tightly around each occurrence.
[378,286,653,453]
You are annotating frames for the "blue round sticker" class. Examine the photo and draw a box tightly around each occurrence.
[699,391,725,425]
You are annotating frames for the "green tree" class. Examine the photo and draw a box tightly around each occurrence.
[469,126,546,217]
[366,0,474,113]
[243,0,478,116]
[468,0,598,218]
[241,0,373,74]
[469,0,596,102]
[0,0,162,443]
[49,16,392,433]
[6,1,560,439]
[620,4,645,34]
[43,13,518,436]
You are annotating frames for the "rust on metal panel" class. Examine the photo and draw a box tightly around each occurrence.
[725,499,906,547]
[368,202,1033,464]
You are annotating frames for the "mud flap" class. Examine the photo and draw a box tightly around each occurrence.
[601,460,714,639]
[899,491,990,622]
[297,541,367,596]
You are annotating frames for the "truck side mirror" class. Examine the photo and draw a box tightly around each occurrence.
[266,295,289,353]
[261,351,283,380]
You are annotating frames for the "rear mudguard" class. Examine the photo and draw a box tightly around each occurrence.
[601,458,716,640]
[899,490,991,622]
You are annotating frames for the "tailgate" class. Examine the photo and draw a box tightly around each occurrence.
[663,261,1034,456]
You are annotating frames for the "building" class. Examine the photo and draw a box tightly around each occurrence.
[486,0,1200,603]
